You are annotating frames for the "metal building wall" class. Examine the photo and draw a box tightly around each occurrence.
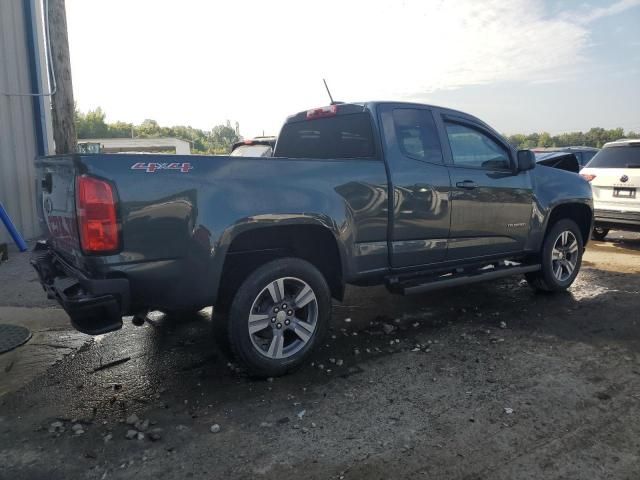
[0,0,49,244]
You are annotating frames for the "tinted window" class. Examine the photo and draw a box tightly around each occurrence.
[392,109,443,163]
[581,151,596,165]
[275,113,376,159]
[586,147,640,168]
[445,123,511,170]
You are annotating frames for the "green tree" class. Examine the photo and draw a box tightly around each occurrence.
[210,120,241,153]
[75,107,109,138]
[74,107,243,154]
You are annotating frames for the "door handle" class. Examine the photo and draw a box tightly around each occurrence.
[456,180,477,189]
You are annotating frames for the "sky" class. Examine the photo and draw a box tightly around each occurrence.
[65,0,640,138]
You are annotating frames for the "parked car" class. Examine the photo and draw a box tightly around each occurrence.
[534,151,580,173]
[580,138,640,240]
[533,146,599,168]
[31,101,593,377]
[230,136,276,157]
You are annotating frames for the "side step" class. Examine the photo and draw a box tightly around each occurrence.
[393,264,541,295]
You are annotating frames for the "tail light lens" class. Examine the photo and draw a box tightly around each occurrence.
[580,174,596,182]
[76,175,119,254]
[306,105,338,119]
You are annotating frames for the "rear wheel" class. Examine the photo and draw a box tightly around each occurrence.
[227,258,331,377]
[526,219,583,292]
[592,227,609,241]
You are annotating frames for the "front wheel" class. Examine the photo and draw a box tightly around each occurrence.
[526,219,584,292]
[592,227,609,241]
[227,258,331,377]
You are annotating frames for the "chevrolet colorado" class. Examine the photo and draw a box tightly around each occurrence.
[32,102,593,376]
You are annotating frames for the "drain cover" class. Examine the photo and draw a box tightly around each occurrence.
[0,324,32,354]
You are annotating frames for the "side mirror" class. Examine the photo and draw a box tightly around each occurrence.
[517,150,536,172]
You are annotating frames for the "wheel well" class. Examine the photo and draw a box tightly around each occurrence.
[217,225,344,308]
[547,203,593,244]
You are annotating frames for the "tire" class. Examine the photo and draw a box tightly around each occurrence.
[525,219,584,292]
[227,257,331,377]
[592,227,609,241]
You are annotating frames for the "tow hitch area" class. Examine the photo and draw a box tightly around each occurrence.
[30,245,129,335]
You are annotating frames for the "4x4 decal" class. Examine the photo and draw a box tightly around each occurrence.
[131,162,193,173]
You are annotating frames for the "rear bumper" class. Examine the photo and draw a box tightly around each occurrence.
[30,242,130,335]
[594,209,640,231]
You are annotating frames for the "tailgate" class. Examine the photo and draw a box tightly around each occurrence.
[590,168,640,210]
[35,156,80,256]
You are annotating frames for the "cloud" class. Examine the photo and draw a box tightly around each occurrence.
[65,0,630,136]
[565,0,640,24]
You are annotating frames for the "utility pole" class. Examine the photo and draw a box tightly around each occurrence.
[47,0,76,154]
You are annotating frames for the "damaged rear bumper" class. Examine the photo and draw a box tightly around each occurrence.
[30,242,130,335]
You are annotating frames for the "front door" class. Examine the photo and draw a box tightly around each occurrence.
[440,118,533,261]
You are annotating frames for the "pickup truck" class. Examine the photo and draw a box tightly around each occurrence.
[32,101,594,377]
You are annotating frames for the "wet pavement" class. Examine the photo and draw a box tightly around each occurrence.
[0,233,639,479]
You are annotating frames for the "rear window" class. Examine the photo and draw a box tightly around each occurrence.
[586,146,640,168]
[275,113,376,159]
[230,145,273,157]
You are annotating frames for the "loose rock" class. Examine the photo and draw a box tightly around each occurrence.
[382,323,396,335]
[125,429,138,440]
[49,421,64,434]
[210,424,221,433]
[126,414,139,426]
[72,424,84,435]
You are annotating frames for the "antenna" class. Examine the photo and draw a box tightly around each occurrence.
[323,78,335,105]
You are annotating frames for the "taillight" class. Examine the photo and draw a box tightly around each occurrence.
[580,174,596,182]
[306,105,338,119]
[76,175,119,254]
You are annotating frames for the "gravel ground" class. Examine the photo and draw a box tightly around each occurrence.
[0,233,639,479]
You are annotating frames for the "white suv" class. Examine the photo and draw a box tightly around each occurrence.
[580,139,640,240]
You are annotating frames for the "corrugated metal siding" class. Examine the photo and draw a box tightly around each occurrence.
[0,0,41,244]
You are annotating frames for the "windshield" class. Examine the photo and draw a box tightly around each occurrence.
[586,146,640,168]
[230,145,273,157]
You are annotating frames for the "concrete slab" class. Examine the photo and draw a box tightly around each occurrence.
[0,306,88,397]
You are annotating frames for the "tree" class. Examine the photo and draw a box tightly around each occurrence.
[74,107,243,154]
[210,121,241,153]
[75,107,109,138]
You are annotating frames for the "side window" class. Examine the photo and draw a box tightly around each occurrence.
[445,122,511,170]
[392,109,443,163]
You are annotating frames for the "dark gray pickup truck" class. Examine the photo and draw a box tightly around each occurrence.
[32,102,593,376]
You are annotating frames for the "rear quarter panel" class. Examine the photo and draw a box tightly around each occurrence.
[78,154,389,309]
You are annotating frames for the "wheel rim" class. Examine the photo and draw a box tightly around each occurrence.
[551,230,579,282]
[248,276,318,359]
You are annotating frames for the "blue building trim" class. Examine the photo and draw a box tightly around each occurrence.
[22,0,48,156]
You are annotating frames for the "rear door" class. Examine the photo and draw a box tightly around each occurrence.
[439,115,533,261]
[378,104,451,268]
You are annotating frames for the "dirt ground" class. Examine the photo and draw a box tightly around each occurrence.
[1,233,639,480]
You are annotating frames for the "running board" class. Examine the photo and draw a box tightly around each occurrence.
[396,264,541,295]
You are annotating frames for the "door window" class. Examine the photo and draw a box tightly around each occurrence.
[445,123,511,170]
[392,109,443,164]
